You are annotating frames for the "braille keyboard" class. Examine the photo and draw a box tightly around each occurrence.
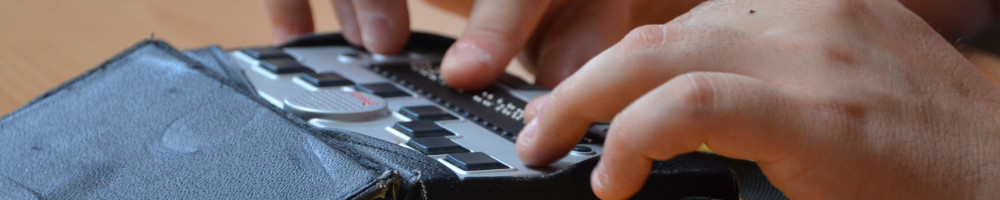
[229,33,608,178]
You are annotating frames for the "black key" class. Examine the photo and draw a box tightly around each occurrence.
[445,152,508,171]
[497,74,547,90]
[338,51,362,61]
[242,47,291,59]
[399,105,456,121]
[585,122,611,144]
[406,137,469,155]
[260,58,310,74]
[571,145,594,154]
[300,71,354,87]
[357,83,409,97]
[392,120,454,137]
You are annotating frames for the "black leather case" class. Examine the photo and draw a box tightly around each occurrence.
[0,37,746,199]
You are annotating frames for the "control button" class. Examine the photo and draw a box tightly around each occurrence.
[571,145,596,155]
[497,74,546,90]
[399,105,457,121]
[337,51,362,62]
[445,152,509,171]
[260,58,310,74]
[586,122,611,141]
[242,47,291,59]
[300,71,354,87]
[368,62,411,70]
[392,120,455,137]
[283,90,388,121]
[408,52,438,60]
[357,83,410,98]
[406,137,469,155]
[372,53,410,63]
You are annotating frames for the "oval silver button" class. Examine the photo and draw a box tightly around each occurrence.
[283,90,388,121]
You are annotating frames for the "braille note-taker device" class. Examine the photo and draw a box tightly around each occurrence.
[224,32,775,199]
[229,33,611,178]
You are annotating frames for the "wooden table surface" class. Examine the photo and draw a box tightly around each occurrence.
[2,1,998,116]
[0,0,466,115]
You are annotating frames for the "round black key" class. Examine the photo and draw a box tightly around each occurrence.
[572,145,593,153]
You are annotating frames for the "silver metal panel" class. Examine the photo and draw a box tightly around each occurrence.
[229,46,602,179]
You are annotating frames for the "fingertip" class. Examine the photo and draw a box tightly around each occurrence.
[514,116,577,167]
[271,27,300,44]
[590,161,618,199]
[516,82,599,167]
[515,118,546,166]
[341,23,364,48]
[516,145,571,168]
[590,155,651,200]
[331,0,363,47]
[353,0,410,54]
[265,0,314,44]
[440,42,503,90]
[360,16,409,53]
[270,24,313,44]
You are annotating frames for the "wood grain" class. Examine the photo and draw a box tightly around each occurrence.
[0,0,466,115]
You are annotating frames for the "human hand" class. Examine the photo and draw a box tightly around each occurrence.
[514,0,1000,199]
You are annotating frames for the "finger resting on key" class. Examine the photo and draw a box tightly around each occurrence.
[351,0,410,54]
[331,0,362,47]
[265,0,315,44]
[515,23,771,167]
[439,0,551,90]
[593,72,808,199]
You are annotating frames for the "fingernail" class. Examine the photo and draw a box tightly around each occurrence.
[519,118,539,144]
[593,162,611,191]
[443,43,491,70]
